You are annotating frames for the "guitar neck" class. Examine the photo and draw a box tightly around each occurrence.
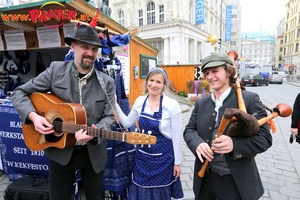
[55,121,126,142]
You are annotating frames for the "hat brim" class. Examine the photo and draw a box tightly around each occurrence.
[64,37,107,48]
[202,61,226,70]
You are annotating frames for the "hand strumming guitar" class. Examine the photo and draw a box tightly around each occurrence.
[28,112,54,135]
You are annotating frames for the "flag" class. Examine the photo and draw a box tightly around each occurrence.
[225,5,232,41]
[195,0,205,25]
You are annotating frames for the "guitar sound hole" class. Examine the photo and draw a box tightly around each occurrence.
[45,118,64,143]
[52,118,63,134]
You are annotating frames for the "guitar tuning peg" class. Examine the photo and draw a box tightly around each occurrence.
[140,129,144,137]
[148,144,151,148]
[141,144,144,148]
[148,130,152,135]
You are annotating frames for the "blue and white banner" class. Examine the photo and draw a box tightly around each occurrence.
[195,0,205,25]
[0,104,49,181]
[225,5,232,41]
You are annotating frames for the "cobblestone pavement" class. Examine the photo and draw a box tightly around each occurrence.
[1,83,300,199]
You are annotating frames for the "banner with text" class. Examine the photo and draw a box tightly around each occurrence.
[0,104,49,181]
[195,0,205,25]
[225,5,233,41]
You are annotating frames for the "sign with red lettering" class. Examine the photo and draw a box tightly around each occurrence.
[0,1,91,28]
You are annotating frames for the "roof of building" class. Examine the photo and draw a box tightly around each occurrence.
[241,31,275,43]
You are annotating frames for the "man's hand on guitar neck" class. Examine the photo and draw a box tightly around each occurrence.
[75,124,95,143]
[28,112,54,135]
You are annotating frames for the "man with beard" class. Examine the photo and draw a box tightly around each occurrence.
[11,24,116,200]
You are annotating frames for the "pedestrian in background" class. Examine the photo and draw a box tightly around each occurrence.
[183,53,272,200]
[115,67,184,200]
[290,92,300,144]
[11,24,116,200]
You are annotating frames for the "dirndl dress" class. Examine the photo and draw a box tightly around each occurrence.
[128,95,184,200]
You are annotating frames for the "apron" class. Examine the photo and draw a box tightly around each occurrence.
[133,95,175,187]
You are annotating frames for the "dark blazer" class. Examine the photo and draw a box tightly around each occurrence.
[184,87,272,200]
[291,92,300,129]
[11,61,116,173]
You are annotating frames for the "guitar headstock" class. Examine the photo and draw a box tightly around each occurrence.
[125,132,157,146]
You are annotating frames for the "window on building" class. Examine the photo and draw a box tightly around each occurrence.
[280,40,283,44]
[297,28,300,37]
[232,14,237,18]
[148,40,164,64]
[280,47,283,52]
[286,24,288,31]
[147,2,155,25]
[189,1,192,22]
[296,43,299,52]
[159,5,164,22]
[138,10,143,26]
[119,10,124,26]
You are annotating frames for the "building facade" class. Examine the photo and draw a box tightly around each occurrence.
[275,18,285,70]
[110,0,239,65]
[228,0,242,55]
[240,31,276,67]
[281,0,300,75]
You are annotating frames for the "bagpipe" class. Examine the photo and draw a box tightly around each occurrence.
[198,51,293,178]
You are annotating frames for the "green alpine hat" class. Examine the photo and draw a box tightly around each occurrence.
[201,53,234,71]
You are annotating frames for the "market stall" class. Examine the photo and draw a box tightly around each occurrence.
[0,0,158,198]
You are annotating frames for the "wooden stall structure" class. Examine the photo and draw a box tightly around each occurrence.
[0,0,158,107]
[160,64,201,95]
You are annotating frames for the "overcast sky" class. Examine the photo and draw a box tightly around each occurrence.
[240,0,287,35]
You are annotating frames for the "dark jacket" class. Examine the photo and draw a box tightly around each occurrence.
[183,87,272,200]
[291,93,300,129]
[11,61,116,173]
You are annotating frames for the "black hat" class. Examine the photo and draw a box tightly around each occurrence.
[18,60,31,74]
[64,24,105,48]
[15,50,30,61]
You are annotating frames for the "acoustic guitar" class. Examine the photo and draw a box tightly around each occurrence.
[22,92,156,151]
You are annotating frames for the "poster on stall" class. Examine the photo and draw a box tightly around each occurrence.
[115,45,130,94]
[36,26,61,48]
[4,30,26,50]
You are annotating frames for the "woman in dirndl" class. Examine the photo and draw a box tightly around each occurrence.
[115,67,184,199]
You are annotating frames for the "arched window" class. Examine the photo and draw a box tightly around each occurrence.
[147,2,155,25]
[295,43,299,52]
[119,10,124,26]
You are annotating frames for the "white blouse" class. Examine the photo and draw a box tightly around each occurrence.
[115,95,182,165]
